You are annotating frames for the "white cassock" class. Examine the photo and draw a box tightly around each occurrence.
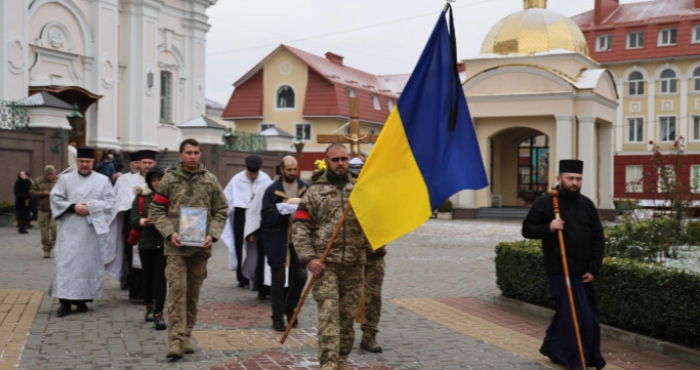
[104,171,145,280]
[48,171,115,300]
[221,170,272,273]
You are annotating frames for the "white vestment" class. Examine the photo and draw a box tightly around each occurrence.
[48,171,115,300]
[104,172,145,280]
[221,170,272,272]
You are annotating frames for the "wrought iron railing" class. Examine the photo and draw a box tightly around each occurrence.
[211,131,267,165]
[0,100,29,130]
[222,131,267,152]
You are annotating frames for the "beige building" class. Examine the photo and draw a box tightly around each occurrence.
[453,0,618,216]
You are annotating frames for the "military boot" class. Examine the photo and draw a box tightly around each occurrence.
[166,339,183,359]
[181,336,195,354]
[360,333,383,353]
[337,357,349,370]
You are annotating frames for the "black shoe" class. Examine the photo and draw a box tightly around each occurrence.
[56,302,71,317]
[120,278,128,291]
[26,224,33,229]
[272,320,286,332]
[75,302,88,312]
[257,293,267,300]
[19,228,28,234]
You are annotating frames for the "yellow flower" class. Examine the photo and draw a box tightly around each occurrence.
[314,159,327,173]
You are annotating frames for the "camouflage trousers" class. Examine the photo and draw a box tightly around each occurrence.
[38,210,56,252]
[361,254,385,336]
[313,263,364,370]
[165,255,208,343]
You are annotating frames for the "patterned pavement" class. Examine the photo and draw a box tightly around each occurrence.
[0,219,698,370]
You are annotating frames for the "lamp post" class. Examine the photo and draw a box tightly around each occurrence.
[223,127,237,148]
[293,135,305,157]
[66,104,85,137]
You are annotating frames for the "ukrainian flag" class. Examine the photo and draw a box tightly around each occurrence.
[350,5,488,250]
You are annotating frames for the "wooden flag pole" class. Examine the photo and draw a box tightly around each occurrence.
[280,201,353,344]
[549,188,586,369]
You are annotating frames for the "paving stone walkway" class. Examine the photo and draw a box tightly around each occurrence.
[0,220,697,370]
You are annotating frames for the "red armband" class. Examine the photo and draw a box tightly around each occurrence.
[153,193,170,208]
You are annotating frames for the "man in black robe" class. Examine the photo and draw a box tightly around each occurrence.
[521,159,606,370]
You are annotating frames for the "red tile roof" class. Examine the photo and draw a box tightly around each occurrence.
[222,69,263,119]
[224,44,409,124]
[572,0,700,28]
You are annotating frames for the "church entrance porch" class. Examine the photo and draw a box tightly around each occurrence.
[489,127,549,208]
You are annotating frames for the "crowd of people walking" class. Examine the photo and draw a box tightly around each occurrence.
[17,139,388,368]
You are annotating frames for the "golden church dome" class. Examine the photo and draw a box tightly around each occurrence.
[480,0,589,56]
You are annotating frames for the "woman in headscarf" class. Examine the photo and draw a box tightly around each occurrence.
[14,171,32,234]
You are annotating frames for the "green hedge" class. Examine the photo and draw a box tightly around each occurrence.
[495,240,700,347]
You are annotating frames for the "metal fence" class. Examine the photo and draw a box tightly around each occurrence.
[222,131,267,152]
[0,101,29,130]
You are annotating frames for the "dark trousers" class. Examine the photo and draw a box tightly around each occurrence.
[122,210,143,300]
[256,238,268,296]
[140,248,168,313]
[15,204,30,230]
[270,245,307,321]
[234,207,248,285]
[543,275,606,370]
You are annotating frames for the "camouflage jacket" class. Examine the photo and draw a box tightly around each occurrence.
[292,171,367,266]
[30,175,57,211]
[150,162,228,257]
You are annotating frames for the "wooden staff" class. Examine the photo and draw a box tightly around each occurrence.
[280,201,353,344]
[549,188,586,369]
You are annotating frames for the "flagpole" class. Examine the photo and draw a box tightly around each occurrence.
[280,201,353,344]
[549,188,587,369]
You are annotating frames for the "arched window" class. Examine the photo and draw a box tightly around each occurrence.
[628,71,644,96]
[693,67,700,92]
[276,85,295,109]
[386,98,394,112]
[372,95,381,110]
[660,69,677,94]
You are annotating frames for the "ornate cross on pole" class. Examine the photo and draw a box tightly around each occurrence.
[317,97,379,158]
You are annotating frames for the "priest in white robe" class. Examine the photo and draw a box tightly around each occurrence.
[48,146,116,317]
[105,151,144,286]
[221,155,271,292]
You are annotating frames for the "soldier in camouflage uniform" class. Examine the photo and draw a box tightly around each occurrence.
[30,165,57,258]
[361,244,386,353]
[292,143,367,370]
[150,139,228,360]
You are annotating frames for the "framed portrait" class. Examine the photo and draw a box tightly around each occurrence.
[179,207,208,247]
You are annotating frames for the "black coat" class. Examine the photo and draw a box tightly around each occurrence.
[260,178,308,268]
[521,187,605,277]
[14,176,32,211]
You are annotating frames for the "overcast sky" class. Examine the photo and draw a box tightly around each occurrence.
[204,0,648,105]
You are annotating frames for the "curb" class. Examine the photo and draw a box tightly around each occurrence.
[492,295,700,366]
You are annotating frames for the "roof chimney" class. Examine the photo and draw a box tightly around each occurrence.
[594,0,619,25]
[325,52,344,66]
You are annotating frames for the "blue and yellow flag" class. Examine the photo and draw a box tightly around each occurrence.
[350,5,488,249]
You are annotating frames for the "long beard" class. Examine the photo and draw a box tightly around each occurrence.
[560,185,580,200]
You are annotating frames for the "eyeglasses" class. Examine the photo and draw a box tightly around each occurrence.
[329,156,349,163]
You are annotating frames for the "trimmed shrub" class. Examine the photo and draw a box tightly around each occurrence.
[495,241,700,347]
[437,199,453,213]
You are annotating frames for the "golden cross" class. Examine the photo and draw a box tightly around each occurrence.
[316,97,378,158]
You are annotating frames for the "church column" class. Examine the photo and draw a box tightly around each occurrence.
[89,0,121,148]
[598,122,614,209]
[578,116,597,205]
[119,0,160,150]
[555,115,574,160]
